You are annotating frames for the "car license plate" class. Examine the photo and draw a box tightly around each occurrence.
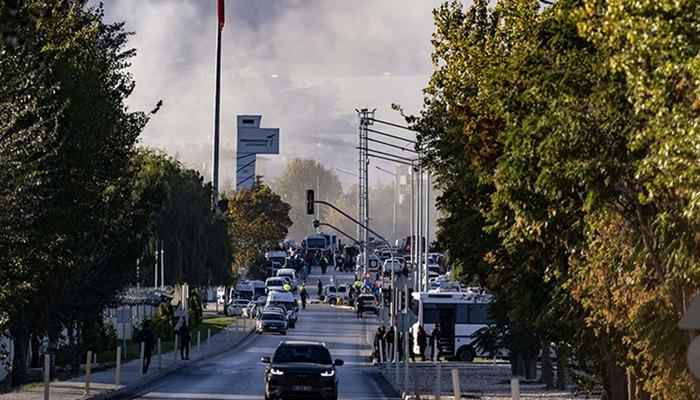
[293,385,312,391]
[269,326,277,330]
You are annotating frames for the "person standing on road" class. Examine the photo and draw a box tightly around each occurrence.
[300,285,309,309]
[320,255,329,274]
[301,263,309,283]
[356,295,363,319]
[137,320,156,373]
[417,325,428,361]
[178,320,191,360]
[384,326,395,361]
[430,323,443,361]
[317,279,323,299]
[373,326,386,363]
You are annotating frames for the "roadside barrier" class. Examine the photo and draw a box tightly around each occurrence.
[115,346,122,386]
[451,368,460,400]
[84,350,93,395]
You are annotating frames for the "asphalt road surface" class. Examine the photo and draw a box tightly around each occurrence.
[127,272,396,400]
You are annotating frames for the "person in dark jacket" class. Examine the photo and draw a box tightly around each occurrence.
[430,323,443,361]
[179,320,191,360]
[416,325,428,361]
[317,279,323,299]
[137,320,156,373]
[300,285,309,309]
[384,326,396,361]
[373,326,386,362]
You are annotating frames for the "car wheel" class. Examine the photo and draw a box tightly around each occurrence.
[289,323,295,329]
[456,346,476,362]
[329,298,337,305]
[281,331,287,335]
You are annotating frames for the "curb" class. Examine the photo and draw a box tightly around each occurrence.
[87,329,256,400]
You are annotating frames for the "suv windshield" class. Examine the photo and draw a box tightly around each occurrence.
[273,345,332,364]
[261,313,285,321]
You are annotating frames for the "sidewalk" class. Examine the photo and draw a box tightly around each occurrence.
[0,318,256,400]
[379,361,601,400]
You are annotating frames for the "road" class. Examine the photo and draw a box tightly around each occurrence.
[127,272,396,400]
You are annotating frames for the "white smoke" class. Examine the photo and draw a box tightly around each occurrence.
[100,0,454,188]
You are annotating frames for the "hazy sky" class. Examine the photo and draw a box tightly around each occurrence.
[101,0,450,188]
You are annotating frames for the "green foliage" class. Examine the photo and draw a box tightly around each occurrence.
[82,321,118,356]
[273,158,343,241]
[415,0,700,397]
[225,178,292,271]
[132,149,233,287]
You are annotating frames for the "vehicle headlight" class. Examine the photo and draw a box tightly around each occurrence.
[321,370,335,377]
[270,368,284,376]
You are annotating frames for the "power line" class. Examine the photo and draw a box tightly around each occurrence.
[369,118,419,133]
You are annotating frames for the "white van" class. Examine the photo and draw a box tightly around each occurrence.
[276,268,297,282]
[265,250,288,268]
[266,290,299,312]
[265,277,287,293]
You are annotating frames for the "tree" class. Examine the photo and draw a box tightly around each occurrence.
[131,149,233,287]
[273,158,342,242]
[225,178,292,278]
[0,0,153,381]
[414,0,700,397]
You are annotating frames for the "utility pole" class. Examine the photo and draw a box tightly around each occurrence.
[357,108,375,275]
[211,0,225,207]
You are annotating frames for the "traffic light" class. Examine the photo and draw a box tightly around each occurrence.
[313,219,320,228]
[306,189,315,215]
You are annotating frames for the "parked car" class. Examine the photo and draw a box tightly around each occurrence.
[256,311,288,335]
[356,294,379,315]
[323,284,349,305]
[242,301,259,318]
[227,298,251,316]
[261,341,343,400]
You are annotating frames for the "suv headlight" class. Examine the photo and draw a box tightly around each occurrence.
[270,368,284,376]
[321,370,335,377]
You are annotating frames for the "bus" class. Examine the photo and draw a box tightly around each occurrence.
[411,291,493,362]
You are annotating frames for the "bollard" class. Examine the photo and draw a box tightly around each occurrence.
[84,350,93,395]
[139,342,145,376]
[404,339,409,392]
[435,363,441,400]
[207,329,211,353]
[93,352,97,365]
[197,331,201,356]
[451,368,460,400]
[157,338,162,369]
[43,353,50,400]
[511,377,520,400]
[174,336,179,361]
[410,359,421,400]
[115,346,122,387]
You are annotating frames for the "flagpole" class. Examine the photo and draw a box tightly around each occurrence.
[212,0,224,208]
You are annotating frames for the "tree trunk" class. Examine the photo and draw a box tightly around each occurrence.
[605,360,627,400]
[540,341,554,389]
[525,350,538,380]
[68,325,80,374]
[555,345,568,390]
[10,327,27,387]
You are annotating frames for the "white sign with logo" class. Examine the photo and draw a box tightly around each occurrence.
[237,128,280,154]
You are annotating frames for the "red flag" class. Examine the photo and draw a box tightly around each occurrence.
[217,0,225,30]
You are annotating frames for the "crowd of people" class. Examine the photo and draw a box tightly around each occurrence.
[372,323,444,363]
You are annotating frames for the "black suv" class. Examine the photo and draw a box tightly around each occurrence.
[261,341,343,400]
